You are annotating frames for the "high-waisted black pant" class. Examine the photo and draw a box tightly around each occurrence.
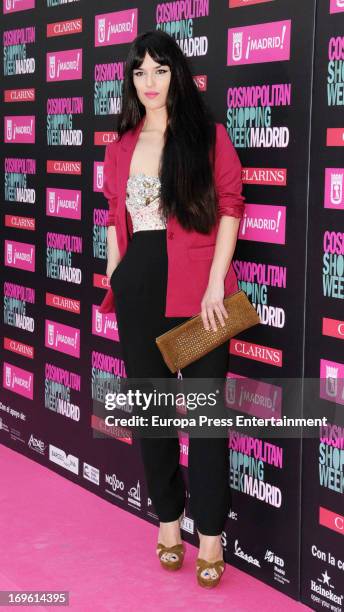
[110,229,231,535]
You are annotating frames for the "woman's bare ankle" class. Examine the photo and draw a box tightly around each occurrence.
[158,517,182,547]
[197,530,223,562]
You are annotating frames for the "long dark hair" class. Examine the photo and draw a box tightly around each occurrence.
[116,30,219,234]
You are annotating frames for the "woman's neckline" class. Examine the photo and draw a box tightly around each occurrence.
[128,173,160,180]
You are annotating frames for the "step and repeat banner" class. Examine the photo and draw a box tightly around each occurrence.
[301,2,344,611]
[1,1,339,608]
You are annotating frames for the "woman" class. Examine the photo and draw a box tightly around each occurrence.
[101,30,245,588]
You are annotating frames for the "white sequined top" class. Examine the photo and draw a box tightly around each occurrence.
[126,173,167,232]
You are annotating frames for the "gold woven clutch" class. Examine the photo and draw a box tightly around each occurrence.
[155,290,260,374]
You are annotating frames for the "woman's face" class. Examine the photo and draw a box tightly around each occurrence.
[132,51,171,111]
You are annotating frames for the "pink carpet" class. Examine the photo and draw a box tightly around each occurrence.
[0,444,310,611]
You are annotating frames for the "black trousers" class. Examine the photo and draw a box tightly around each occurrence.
[110,229,231,535]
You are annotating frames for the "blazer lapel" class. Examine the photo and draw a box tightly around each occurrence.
[117,116,145,236]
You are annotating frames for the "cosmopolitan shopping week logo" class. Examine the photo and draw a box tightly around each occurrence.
[227,20,291,65]
[94,62,124,116]
[155,1,210,58]
[45,362,81,422]
[93,208,108,260]
[4,157,36,203]
[4,281,35,333]
[226,83,291,148]
[47,97,83,146]
[3,26,36,76]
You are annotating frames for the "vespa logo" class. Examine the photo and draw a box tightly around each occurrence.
[234,539,261,567]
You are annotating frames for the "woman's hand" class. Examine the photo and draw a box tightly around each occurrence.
[200,278,228,331]
[106,227,121,280]
[106,260,120,281]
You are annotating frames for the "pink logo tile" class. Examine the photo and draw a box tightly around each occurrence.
[95,9,138,47]
[330,0,344,13]
[320,359,344,406]
[46,49,82,82]
[46,188,81,219]
[45,319,80,358]
[93,161,104,192]
[3,0,34,13]
[326,128,344,146]
[228,20,291,65]
[4,116,35,143]
[3,361,33,399]
[229,0,273,5]
[92,305,119,342]
[5,240,35,271]
[324,168,344,209]
[239,204,286,244]
[225,374,282,418]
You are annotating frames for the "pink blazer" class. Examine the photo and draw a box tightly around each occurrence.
[99,117,245,317]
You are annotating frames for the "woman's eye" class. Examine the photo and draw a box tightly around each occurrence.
[134,69,168,77]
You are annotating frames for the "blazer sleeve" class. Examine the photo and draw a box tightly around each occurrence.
[102,141,118,228]
[214,123,245,219]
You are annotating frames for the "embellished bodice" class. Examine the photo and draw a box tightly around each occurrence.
[125,173,167,232]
